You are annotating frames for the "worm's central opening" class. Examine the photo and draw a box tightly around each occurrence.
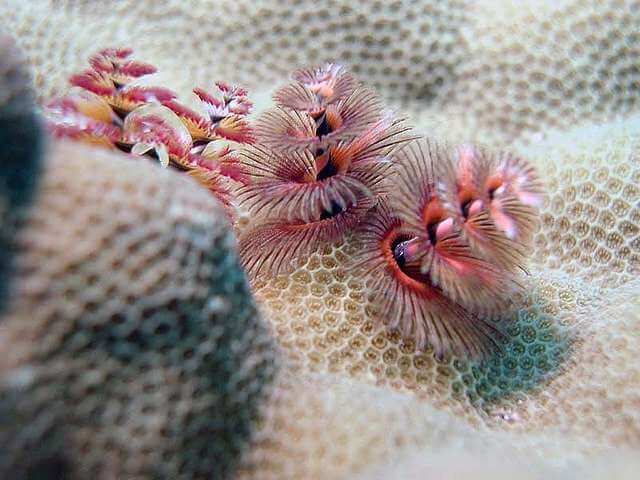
[316,114,333,137]
[391,233,429,283]
[316,159,339,181]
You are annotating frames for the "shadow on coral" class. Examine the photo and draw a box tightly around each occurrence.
[0,34,43,313]
[449,293,572,408]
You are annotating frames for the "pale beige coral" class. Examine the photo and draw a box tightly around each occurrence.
[523,117,640,286]
[237,368,480,480]
[240,365,638,479]
[435,0,640,144]
[0,0,470,107]
[4,0,640,145]
[2,0,640,479]
[238,118,640,478]
[355,448,640,480]
[0,141,276,478]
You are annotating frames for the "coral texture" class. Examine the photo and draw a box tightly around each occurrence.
[240,119,640,478]
[0,142,276,479]
[1,0,640,479]
[4,0,640,145]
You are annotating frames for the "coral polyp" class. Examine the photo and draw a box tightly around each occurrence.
[273,63,357,114]
[122,103,192,167]
[45,93,121,147]
[166,83,254,144]
[70,53,177,116]
[391,140,519,316]
[256,87,383,153]
[483,151,544,244]
[238,115,409,223]
[85,47,156,85]
[239,193,373,277]
[437,144,543,271]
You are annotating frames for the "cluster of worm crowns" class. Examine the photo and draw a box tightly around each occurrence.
[44,47,254,215]
[43,49,544,359]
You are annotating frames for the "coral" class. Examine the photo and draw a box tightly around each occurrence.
[521,118,640,287]
[236,67,540,359]
[241,118,640,478]
[237,367,490,479]
[4,0,640,145]
[2,1,640,478]
[355,447,640,480]
[0,0,470,109]
[27,55,545,363]
[443,0,640,144]
[0,141,277,479]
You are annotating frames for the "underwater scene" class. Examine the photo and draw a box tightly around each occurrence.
[1,0,639,478]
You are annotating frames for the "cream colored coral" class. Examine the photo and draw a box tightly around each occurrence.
[435,0,640,144]
[0,0,469,106]
[0,141,276,478]
[523,117,640,286]
[355,447,640,480]
[2,0,640,478]
[238,119,640,478]
[4,0,640,145]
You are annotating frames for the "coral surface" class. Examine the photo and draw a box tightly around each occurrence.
[0,141,276,478]
[4,0,640,145]
[234,117,640,479]
[1,0,640,479]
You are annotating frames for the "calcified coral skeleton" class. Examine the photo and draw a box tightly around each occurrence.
[43,48,254,214]
[237,63,415,277]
